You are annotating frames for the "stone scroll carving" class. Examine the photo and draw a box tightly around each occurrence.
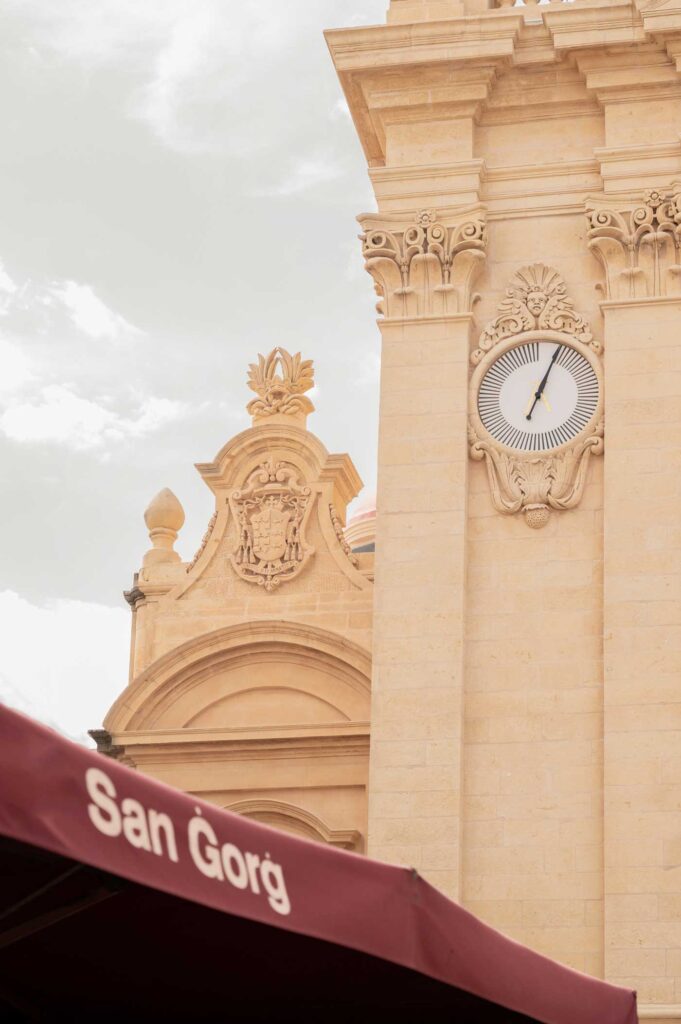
[228,459,314,590]
[471,262,596,365]
[585,186,681,300]
[329,503,358,568]
[186,511,218,573]
[468,264,604,529]
[468,423,604,530]
[247,348,315,419]
[359,207,487,318]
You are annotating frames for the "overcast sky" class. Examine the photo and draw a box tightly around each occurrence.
[0,0,385,741]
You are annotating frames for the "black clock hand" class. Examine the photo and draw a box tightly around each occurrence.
[526,345,562,421]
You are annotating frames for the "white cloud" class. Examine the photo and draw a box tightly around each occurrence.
[331,97,351,120]
[356,350,381,388]
[7,0,307,155]
[0,590,129,743]
[0,261,18,298]
[0,385,187,450]
[253,155,344,197]
[0,338,32,395]
[49,281,143,340]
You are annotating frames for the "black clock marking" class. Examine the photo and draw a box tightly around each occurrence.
[477,342,599,453]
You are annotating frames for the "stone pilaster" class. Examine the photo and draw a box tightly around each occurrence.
[588,198,681,1008]
[362,207,486,898]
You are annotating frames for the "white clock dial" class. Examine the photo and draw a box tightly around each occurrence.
[477,341,599,452]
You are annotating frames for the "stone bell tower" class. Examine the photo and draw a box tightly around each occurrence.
[327,0,681,1016]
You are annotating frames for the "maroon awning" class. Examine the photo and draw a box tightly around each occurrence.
[0,706,637,1023]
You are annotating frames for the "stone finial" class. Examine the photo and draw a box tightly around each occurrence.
[143,487,185,566]
[246,348,315,425]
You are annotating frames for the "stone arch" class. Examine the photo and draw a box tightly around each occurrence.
[226,798,362,851]
[104,620,371,733]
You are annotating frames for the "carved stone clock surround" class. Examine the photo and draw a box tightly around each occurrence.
[468,265,604,529]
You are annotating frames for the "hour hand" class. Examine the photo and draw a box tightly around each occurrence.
[525,384,551,418]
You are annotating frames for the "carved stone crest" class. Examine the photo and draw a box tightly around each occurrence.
[229,460,313,590]
[247,348,314,420]
[472,263,595,365]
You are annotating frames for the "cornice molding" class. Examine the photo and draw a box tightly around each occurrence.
[638,1006,681,1021]
[543,0,647,50]
[325,15,523,73]
[600,293,681,308]
[111,731,371,766]
[328,2,681,168]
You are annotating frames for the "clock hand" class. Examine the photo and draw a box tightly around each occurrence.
[525,345,562,421]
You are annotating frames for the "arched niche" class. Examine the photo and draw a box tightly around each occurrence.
[104,620,371,733]
[226,798,362,852]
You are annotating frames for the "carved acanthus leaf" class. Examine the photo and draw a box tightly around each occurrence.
[469,423,604,529]
[228,459,314,591]
[473,263,595,365]
[359,207,487,318]
[329,503,358,567]
[247,348,315,419]
[585,186,681,300]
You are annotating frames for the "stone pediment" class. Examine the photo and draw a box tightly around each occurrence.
[134,350,370,610]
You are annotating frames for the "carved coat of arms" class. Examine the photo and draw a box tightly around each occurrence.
[229,460,313,590]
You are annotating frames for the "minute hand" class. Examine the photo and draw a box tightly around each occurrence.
[526,345,562,421]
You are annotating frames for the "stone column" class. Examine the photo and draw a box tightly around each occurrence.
[587,189,681,1009]
[360,207,486,898]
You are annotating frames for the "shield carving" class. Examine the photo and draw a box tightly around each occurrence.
[251,501,290,562]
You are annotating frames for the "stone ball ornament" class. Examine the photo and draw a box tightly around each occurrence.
[143,488,185,566]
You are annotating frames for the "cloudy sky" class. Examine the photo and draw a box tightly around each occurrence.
[0,0,385,742]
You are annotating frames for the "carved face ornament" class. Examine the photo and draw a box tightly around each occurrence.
[525,288,548,318]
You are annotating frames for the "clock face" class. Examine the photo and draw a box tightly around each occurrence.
[477,341,599,452]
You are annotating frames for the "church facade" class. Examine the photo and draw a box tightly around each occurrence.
[98,0,681,1019]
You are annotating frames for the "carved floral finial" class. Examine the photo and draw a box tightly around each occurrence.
[143,488,185,566]
[472,263,594,365]
[246,348,314,423]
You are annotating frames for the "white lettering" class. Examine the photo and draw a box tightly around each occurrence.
[188,811,223,880]
[121,797,151,852]
[260,855,291,916]
[149,810,178,862]
[245,851,261,893]
[221,843,249,889]
[86,767,121,838]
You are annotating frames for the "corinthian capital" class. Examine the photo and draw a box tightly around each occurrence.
[358,206,487,319]
[585,186,681,300]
